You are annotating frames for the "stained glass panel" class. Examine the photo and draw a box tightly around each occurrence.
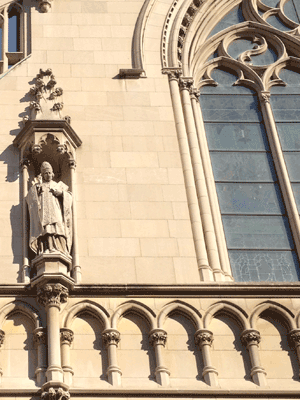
[208,4,244,38]
[216,183,284,214]
[229,250,300,282]
[222,216,294,249]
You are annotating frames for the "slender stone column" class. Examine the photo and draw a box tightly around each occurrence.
[33,327,47,386]
[0,330,5,385]
[241,329,267,386]
[259,91,300,256]
[37,284,68,382]
[102,328,122,386]
[194,329,218,386]
[180,77,224,281]
[149,329,170,386]
[162,68,212,281]
[60,328,74,386]
[20,157,30,283]
[190,89,233,281]
[288,329,300,377]
[69,160,81,284]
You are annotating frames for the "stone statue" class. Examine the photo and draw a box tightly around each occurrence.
[26,161,72,256]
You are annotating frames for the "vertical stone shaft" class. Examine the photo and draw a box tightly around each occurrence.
[163,68,212,281]
[194,329,218,386]
[69,161,81,283]
[149,329,170,386]
[102,328,122,386]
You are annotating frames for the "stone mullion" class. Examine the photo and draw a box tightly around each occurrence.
[69,160,81,283]
[190,88,233,281]
[20,157,30,283]
[2,6,8,72]
[60,328,74,386]
[102,328,122,386]
[162,68,212,282]
[194,329,218,386]
[259,91,300,257]
[33,327,47,386]
[149,329,170,386]
[180,77,224,281]
[241,329,267,386]
[37,284,68,383]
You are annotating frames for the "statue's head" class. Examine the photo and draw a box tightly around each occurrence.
[40,161,54,182]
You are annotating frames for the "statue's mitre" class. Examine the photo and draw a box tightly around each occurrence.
[40,161,53,173]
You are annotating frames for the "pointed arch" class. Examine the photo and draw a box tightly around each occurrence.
[111,300,156,330]
[203,301,249,329]
[63,301,110,330]
[250,301,296,330]
[0,300,42,329]
[157,300,202,329]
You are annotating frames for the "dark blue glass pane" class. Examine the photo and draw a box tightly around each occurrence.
[229,250,300,282]
[228,39,277,66]
[271,69,300,94]
[222,215,294,249]
[205,123,269,151]
[271,95,300,120]
[276,123,300,150]
[266,14,291,31]
[216,183,284,214]
[8,15,17,52]
[292,184,300,210]
[208,5,244,38]
[201,95,262,121]
[284,0,300,24]
[211,152,277,182]
[284,153,300,182]
[261,0,279,7]
[200,69,255,94]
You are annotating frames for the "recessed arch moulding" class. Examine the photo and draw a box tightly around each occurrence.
[13,69,82,286]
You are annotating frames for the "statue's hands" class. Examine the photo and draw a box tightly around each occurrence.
[51,189,63,197]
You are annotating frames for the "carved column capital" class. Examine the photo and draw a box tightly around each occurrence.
[179,77,194,91]
[37,283,69,309]
[68,159,77,169]
[149,329,167,347]
[190,87,200,101]
[162,68,182,82]
[288,329,300,347]
[34,328,47,345]
[20,157,31,169]
[0,330,5,348]
[259,91,271,104]
[241,329,261,347]
[102,329,120,347]
[194,329,213,348]
[41,387,70,400]
[60,328,74,345]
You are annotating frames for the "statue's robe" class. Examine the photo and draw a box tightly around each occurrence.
[26,180,72,254]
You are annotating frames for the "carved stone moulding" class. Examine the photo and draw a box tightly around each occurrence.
[37,0,52,13]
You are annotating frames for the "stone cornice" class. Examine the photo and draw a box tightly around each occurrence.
[2,283,300,297]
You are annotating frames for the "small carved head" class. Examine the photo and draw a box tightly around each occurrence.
[40,161,54,182]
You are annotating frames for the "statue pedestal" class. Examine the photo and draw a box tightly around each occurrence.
[31,252,74,289]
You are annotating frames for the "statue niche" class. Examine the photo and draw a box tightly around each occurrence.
[13,69,82,284]
[26,161,72,257]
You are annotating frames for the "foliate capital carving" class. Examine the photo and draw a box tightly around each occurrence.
[20,157,31,169]
[259,91,271,104]
[34,328,47,345]
[60,329,74,345]
[102,329,120,347]
[0,330,5,347]
[179,77,194,91]
[288,329,300,347]
[241,329,261,347]
[37,283,69,308]
[68,159,77,169]
[149,329,167,347]
[26,68,66,121]
[190,87,200,100]
[41,387,70,400]
[162,68,182,82]
[194,329,213,348]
